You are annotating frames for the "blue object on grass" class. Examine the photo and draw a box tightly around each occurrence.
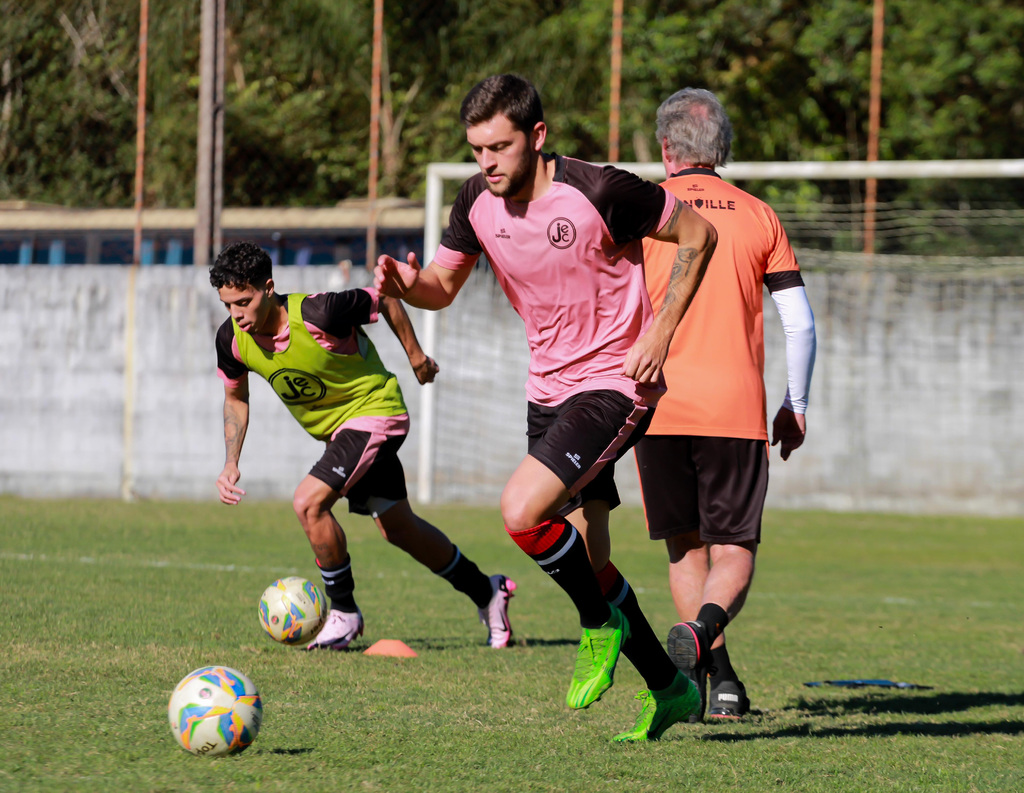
[803,679,932,690]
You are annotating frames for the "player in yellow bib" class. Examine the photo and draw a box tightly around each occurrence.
[211,241,516,650]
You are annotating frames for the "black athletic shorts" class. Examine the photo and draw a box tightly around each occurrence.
[309,428,408,516]
[634,435,768,544]
[527,390,653,515]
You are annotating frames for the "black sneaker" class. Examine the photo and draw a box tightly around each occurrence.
[667,620,711,671]
[681,666,707,723]
[707,679,750,718]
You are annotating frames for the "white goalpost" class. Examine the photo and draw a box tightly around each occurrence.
[416,159,1024,508]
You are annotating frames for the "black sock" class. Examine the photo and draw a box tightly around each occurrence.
[598,562,677,691]
[709,644,739,684]
[435,546,493,609]
[697,603,730,644]
[507,517,610,628]
[317,557,358,613]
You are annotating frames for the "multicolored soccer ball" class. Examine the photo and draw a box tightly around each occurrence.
[258,576,327,645]
[167,666,262,756]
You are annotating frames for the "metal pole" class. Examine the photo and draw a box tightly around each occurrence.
[608,0,623,162]
[864,0,885,255]
[132,0,149,265]
[366,0,383,269]
[124,0,149,501]
[213,0,225,257]
[194,0,214,266]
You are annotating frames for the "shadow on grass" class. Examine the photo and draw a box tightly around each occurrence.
[696,690,1024,741]
[260,748,315,755]
[519,638,580,648]
[699,719,1024,741]
[792,690,1024,717]
[398,637,579,651]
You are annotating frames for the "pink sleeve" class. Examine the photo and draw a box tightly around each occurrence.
[216,333,247,389]
[432,243,480,271]
[217,369,246,389]
[656,189,676,232]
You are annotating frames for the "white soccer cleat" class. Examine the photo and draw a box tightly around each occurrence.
[478,575,517,648]
[306,608,364,651]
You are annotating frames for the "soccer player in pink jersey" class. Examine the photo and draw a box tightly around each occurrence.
[375,74,717,741]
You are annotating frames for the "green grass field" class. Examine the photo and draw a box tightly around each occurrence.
[1,497,1021,792]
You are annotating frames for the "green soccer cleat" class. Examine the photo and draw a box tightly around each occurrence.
[612,672,702,743]
[565,606,630,710]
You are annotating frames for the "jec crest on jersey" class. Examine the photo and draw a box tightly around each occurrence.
[547,217,577,249]
[268,369,328,403]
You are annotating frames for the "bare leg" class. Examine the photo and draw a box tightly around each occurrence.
[500,455,573,530]
[292,474,347,566]
[667,534,756,650]
[704,540,757,625]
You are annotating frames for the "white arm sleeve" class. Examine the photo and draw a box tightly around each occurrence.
[771,285,816,414]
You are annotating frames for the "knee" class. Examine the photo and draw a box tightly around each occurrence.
[500,489,540,533]
[709,542,757,574]
[292,485,328,526]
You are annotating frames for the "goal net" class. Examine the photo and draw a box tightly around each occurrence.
[410,159,1024,515]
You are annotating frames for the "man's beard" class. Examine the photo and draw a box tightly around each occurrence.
[485,151,534,199]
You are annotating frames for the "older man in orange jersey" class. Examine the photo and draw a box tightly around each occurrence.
[636,88,817,721]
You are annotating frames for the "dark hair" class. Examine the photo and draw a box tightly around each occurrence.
[656,87,733,168]
[209,241,272,289]
[460,73,544,133]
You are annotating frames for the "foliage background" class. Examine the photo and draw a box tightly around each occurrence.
[1,0,1022,208]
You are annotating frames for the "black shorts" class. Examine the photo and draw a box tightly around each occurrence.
[634,435,768,544]
[527,390,653,515]
[309,428,408,516]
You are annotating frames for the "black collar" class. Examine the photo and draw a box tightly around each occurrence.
[668,167,721,179]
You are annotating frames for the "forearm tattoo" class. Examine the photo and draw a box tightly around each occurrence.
[224,404,246,462]
[661,246,700,312]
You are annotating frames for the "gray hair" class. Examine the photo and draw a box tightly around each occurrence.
[655,88,733,168]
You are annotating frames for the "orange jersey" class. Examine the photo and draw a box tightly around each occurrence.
[644,168,802,440]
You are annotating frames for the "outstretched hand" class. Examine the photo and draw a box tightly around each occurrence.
[771,407,807,461]
[374,252,422,298]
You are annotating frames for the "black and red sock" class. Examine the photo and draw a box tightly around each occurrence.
[507,517,609,628]
[597,561,677,692]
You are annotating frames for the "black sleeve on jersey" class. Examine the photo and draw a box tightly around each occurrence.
[215,318,248,380]
[300,290,375,337]
[765,270,806,293]
[563,159,668,246]
[439,174,487,256]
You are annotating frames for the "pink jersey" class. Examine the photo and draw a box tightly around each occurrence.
[435,155,676,407]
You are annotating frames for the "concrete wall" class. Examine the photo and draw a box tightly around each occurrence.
[2,260,1022,515]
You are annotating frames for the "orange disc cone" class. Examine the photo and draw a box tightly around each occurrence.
[363,639,418,658]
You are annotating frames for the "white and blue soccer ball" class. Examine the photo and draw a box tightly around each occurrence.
[258,576,327,645]
[168,666,262,756]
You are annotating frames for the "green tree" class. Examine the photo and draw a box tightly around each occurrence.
[1,0,140,205]
[1,0,1021,213]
